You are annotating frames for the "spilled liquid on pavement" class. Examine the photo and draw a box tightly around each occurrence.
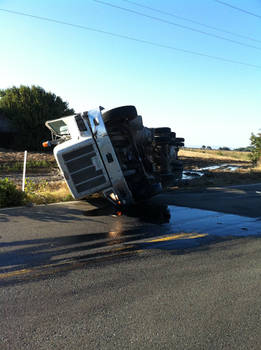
[1,203,261,283]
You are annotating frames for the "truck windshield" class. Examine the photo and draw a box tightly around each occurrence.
[46,119,69,136]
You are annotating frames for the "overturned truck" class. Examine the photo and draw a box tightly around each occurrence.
[44,106,184,206]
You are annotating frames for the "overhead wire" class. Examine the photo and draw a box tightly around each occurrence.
[214,0,261,20]
[0,7,260,69]
[119,0,261,44]
[93,0,261,51]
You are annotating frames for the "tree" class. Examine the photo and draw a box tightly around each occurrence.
[219,146,230,151]
[249,132,261,165]
[234,147,252,152]
[0,85,74,150]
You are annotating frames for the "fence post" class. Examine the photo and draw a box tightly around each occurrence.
[22,150,27,192]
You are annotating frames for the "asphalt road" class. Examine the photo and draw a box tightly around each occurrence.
[1,184,261,349]
[156,182,261,218]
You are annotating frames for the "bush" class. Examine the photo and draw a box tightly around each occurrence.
[0,178,27,208]
[249,133,261,166]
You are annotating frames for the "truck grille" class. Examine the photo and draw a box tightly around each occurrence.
[62,144,107,194]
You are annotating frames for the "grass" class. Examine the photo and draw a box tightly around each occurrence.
[179,148,251,171]
[0,160,56,173]
[0,177,74,208]
[24,180,73,205]
[180,148,250,162]
[0,150,72,207]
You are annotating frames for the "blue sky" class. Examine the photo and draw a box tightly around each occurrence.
[0,0,260,148]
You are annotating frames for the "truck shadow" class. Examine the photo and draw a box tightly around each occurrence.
[0,202,101,223]
[1,215,260,287]
[1,192,261,286]
[0,222,170,275]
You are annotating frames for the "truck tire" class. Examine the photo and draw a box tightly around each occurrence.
[175,137,185,143]
[137,182,162,200]
[102,105,138,124]
[154,127,171,136]
[128,115,143,130]
[154,135,171,144]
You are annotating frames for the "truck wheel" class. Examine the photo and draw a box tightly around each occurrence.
[102,105,138,124]
[128,115,143,130]
[138,182,162,200]
[175,137,185,143]
[160,173,178,187]
[154,127,171,136]
[154,135,171,144]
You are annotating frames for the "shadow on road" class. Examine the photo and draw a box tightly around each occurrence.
[0,222,169,274]
[1,220,259,287]
[0,202,102,223]
[1,184,261,286]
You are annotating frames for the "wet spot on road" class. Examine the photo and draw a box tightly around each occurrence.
[1,204,261,283]
[83,202,171,224]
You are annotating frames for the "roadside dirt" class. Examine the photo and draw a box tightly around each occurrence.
[0,149,55,163]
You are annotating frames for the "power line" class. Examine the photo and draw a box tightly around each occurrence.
[93,0,261,51]
[120,0,261,44]
[214,0,261,20]
[0,7,260,69]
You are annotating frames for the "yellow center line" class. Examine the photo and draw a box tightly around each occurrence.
[0,234,208,280]
[0,248,142,280]
[0,268,33,279]
[147,233,208,243]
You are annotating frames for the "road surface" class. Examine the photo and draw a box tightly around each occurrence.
[0,184,261,349]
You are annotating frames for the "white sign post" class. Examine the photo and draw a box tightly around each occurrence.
[22,150,27,192]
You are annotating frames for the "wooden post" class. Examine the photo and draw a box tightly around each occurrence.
[22,150,27,192]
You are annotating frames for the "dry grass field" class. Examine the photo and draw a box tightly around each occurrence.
[179,148,261,188]
[179,148,250,168]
